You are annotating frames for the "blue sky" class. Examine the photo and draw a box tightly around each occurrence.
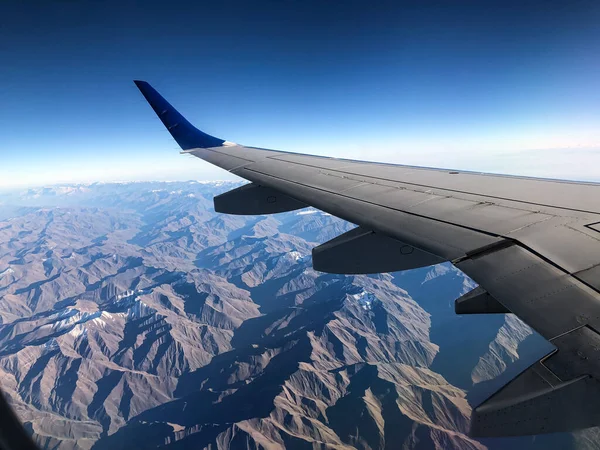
[1,0,600,188]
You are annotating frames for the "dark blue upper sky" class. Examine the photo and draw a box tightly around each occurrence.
[1,0,600,187]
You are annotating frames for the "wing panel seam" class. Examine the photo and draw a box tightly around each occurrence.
[265,156,600,216]
[241,167,503,239]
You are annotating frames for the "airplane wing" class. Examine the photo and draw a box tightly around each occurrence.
[134,80,600,437]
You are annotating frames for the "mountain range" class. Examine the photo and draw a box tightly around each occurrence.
[0,181,597,449]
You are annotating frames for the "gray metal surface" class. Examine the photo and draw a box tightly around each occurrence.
[213,182,306,215]
[454,286,509,314]
[312,227,444,274]
[471,365,600,436]
[576,264,600,292]
[266,152,600,213]
[455,244,600,340]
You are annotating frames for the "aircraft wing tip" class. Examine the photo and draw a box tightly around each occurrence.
[134,80,226,150]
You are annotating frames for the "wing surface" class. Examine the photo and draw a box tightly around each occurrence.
[135,80,600,436]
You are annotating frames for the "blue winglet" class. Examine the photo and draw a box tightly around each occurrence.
[134,80,225,150]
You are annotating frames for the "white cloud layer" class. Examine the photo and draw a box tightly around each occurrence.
[2,146,599,189]
[0,154,237,188]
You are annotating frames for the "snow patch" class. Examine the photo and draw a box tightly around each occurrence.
[50,309,119,337]
[22,186,90,198]
[128,298,153,320]
[116,290,136,301]
[190,180,237,186]
[288,251,303,261]
[296,209,318,215]
[422,263,451,283]
[43,338,59,351]
[45,309,116,336]
[0,267,14,277]
[55,308,79,320]
[69,324,86,338]
[91,316,107,328]
[56,186,90,195]
[51,311,101,330]
[350,290,377,310]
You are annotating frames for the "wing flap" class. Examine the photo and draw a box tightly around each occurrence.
[312,226,444,274]
[454,286,509,314]
[507,218,600,274]
[472,323,600,436]
[457,243,600,435]
[213,183,306,215]
[455,243,600,340]
[471,362,600,437]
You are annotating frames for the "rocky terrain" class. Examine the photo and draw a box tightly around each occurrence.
[0,182,593,449]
